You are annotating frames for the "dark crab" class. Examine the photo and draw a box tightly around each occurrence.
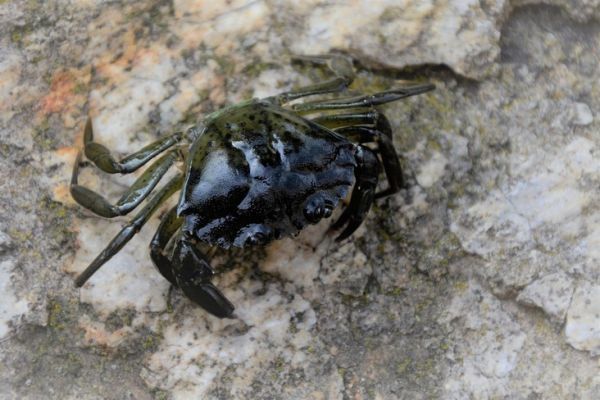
[71,54,434,318]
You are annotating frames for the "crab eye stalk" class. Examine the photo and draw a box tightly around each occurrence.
[233,224,274,247]
[245,233,265,246]
[303,195,334,223]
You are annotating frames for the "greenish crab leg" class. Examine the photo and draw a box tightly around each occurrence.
[331,146,380,241]
[71,150,179,218]
[291,84,435,112]
[74,174,183,287]
[334,124,405,198]
[150,206,182,285]
[266,54,355,105]
[83,118,182,174]
[311,110,382,129]
[317,109,406,198]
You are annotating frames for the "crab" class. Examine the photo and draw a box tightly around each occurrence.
[71,54,434,318]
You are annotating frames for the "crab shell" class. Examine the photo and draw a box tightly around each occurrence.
[176,100,357,248]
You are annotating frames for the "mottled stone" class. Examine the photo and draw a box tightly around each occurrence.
[416,151,447,188]
[565,282,600,356]
[516,0,600,21]
[318,241,371,297]
[285,0,509,79]
[516,272,575,323]
[140,270,323,399]
[0,229,12,252]
[440,282,527,399]
[571,102,594,126]
[0,259,29,339]
[70,219,171,316]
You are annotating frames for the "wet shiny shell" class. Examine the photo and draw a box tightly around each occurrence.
[177,100,356,248]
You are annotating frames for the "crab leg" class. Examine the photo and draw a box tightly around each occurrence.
[292,84,435,112]
[311,110,385,129]
[71,150,179,218]
[334,125,405,198]
[332,146,380,241]
[83,118,182,174]
[149,206,181,285]
[74,174,183,287]
[266,54,355,105]
[314,110,405,197]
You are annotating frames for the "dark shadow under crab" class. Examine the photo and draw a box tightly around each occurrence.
[71,54,434,318]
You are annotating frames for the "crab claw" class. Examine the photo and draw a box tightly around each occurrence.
[172,237,235,318]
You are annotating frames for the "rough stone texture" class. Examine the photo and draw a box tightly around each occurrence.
[0,1,599,399]
[566,282,600,356]
[516,272,575,323]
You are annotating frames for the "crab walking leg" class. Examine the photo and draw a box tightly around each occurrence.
[74,174,183,287]
[332,146,380,241]
[149,206,181,285]
[83,118,183,174]
[315,109,395,141]
[71,150,179,218]
[334,125,405,198]
[171,235,235,319]
[291,84,435,112]
[266,54,355,105]
[315,110,405,197]
[311,110,385,129]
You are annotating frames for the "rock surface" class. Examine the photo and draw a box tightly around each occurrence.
[0,1,599,399]
[566,282,600,356]
[516,271,575,323]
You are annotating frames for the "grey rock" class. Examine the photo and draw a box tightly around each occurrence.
[565,281,600,355]
[516,272,575,323]
[572,102,594,126]
[0,259,29,339]
[0,230,12,253]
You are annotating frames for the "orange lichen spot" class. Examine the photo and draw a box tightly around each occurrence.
[208,75,226,105]
[131,47,161,68]
[39,68,91,116]
[94,30,169,86]
[53,145,79,168]
[78,316,132,348]
[53,184,74,206]
[56,146,79,159]
[40,71,77,114]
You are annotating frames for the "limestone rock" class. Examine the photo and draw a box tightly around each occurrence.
[284,0,509,80]
[516,272,575,323]
[571,102,594,126]
[0,259,29,339]
[565,282,600,356]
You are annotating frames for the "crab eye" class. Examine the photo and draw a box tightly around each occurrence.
[236,224,273,247]
[304,196,334,223]
[245,232,265,246]
[304,206,323,223]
